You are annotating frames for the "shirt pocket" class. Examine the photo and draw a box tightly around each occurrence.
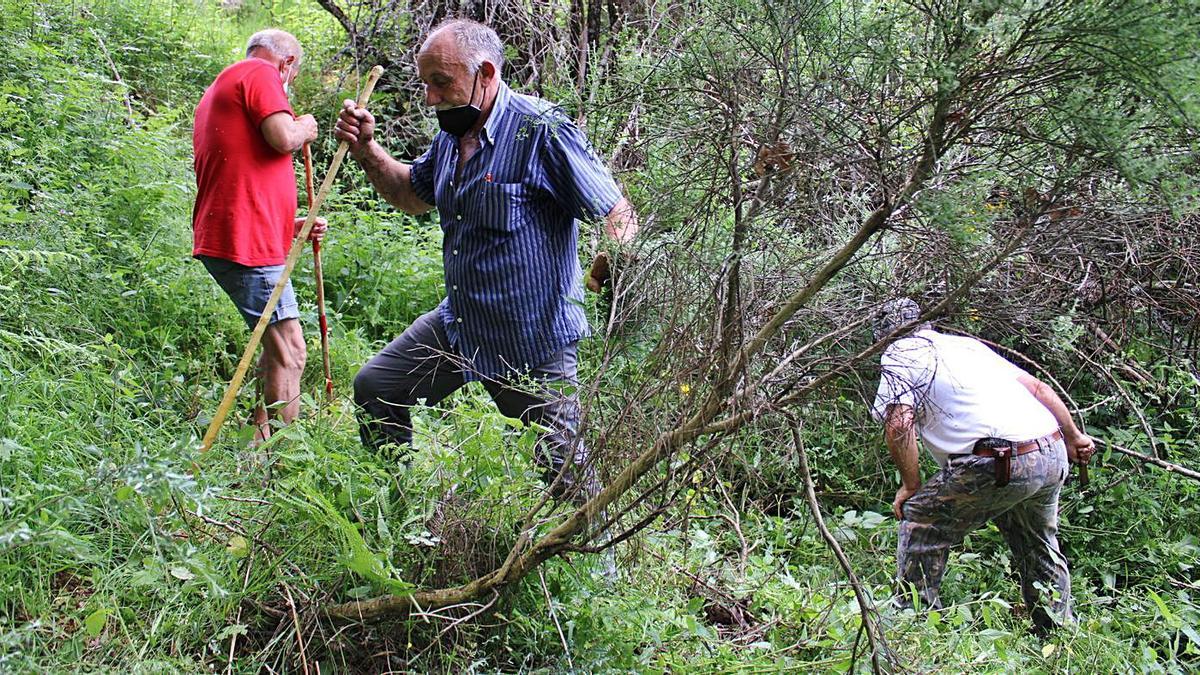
[474,182,527,233]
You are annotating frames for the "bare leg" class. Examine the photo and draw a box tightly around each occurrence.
[252,352,270,442]
[260,318,307,428]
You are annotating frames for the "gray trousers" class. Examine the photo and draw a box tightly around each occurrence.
[897,438,1073,630]
[353,309,591,498]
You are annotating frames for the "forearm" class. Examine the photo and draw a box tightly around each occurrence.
[280,121,309,154]
[888,431,921,489]
[354,141,430,214]
[261,115,312,155]
[1020,375,1083,440]
[604,197,638,244]
[885,406,921,489]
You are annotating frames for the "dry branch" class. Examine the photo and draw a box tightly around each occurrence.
[324,73,965,622]
[1107,441,1200,482]
[791,423,896,674]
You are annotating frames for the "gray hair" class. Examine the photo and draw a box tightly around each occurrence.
[246,29,303,66]
[423,19,505,74]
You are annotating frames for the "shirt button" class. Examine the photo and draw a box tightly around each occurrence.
[453,249,459,255]
[452,285,458,290]
[456,317,463,323]
[456,214,463,221]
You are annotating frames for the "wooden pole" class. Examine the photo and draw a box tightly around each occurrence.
[200,65,384,453]
[304,143,334,404]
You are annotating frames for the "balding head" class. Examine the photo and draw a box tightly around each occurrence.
[246,29,303,68]
[420,19,504,76]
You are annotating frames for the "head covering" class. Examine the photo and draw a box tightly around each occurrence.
[873,298,922,341]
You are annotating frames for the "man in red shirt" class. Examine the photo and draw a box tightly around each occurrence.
[193,29,324,442]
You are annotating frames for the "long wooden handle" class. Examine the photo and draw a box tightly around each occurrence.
[304,143,334,404]
[200,65,384,453]
[303,142,315,206]
[314,242,332,402]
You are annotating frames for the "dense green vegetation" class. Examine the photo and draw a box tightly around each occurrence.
[2,0,1199,672]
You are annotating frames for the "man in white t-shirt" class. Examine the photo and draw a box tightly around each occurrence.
[871,299,1095,631]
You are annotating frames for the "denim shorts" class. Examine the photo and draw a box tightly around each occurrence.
[199,255,300,330]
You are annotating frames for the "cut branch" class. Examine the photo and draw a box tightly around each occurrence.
[324,95,961,621]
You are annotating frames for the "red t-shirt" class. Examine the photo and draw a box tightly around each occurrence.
[192,58,297,266]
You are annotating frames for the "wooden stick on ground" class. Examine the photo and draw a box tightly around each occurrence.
[200,65,384,453]
[1107,440,1200,482]
[283,583,311,675]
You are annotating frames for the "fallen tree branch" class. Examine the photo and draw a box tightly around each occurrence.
[324,47,967,623]
[1106,441,1200,482]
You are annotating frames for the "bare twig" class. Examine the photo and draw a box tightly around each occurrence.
[1106,440,1200,482]
[539,569,574,670]
[283,584,311,675]
[791,422,896,675]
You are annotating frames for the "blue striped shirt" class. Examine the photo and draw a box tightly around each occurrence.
[409,82,622,380]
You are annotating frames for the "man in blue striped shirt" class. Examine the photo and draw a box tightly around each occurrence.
[335,19,637,502]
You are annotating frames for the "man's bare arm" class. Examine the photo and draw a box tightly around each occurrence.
[885,403,921,519]
[604,197,638,244]
[261,112,318,154]
[354,141,433,214]
[333,100,433,215]
[585,198,638,292]
[1018,373,1095,464]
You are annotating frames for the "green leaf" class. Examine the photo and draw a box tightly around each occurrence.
[84,608,109,637]
[1180,622,1200,649]
[0,438,23,460]
[225,535,248,558]
[859,511,886,528]
[285,480,413,595]
[978,628,1009,642]
[1148,590,1180,627]
[215,624,247,642]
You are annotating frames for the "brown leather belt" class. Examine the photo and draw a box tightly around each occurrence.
[971,430,1063,486]
[972,430,1063,458]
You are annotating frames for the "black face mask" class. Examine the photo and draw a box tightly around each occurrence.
[436,71,481,137]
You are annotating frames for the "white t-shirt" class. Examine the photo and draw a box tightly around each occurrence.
[871,330,1058,466]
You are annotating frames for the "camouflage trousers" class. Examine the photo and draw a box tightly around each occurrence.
[897,438,1073,630]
